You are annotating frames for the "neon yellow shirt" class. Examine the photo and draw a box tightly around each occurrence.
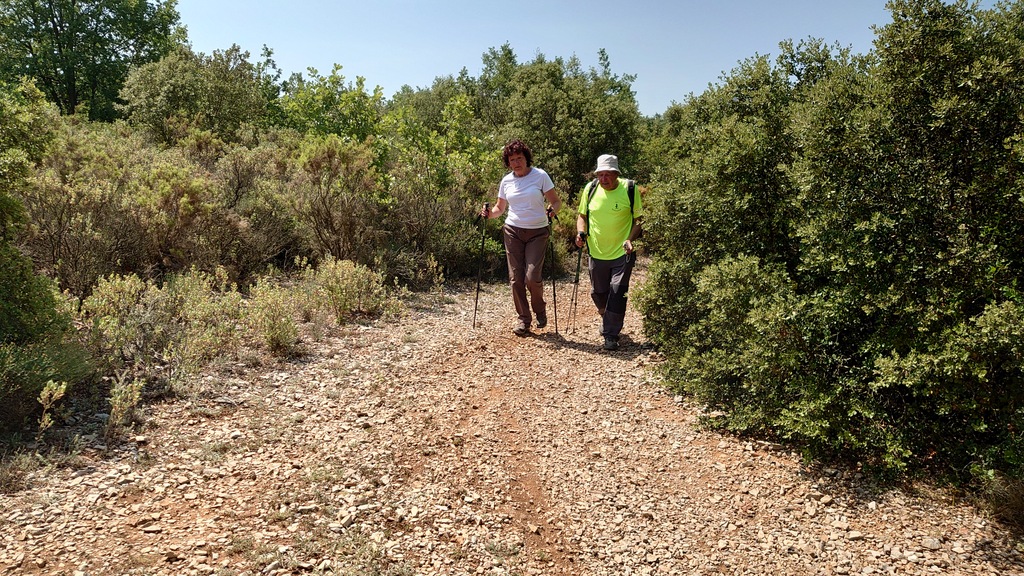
[577,178,642,261]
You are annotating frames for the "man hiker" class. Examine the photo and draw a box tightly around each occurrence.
[574,154,642,351]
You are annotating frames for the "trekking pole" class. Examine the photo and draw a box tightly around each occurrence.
[547,211,558,335]
[569,232,585,334]
[472,203,489,329]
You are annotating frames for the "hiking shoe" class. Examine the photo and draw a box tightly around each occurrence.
[513,321,530,336]
[602,336,619,351]
[536,314,547,329]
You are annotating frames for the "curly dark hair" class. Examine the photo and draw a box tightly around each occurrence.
[501,139,533,168]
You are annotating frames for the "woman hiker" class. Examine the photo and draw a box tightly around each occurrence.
[480,139,562,336]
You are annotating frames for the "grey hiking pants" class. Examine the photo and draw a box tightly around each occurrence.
[589,253,635,339]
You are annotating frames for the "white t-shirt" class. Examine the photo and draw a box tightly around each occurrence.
[497,167,555,229]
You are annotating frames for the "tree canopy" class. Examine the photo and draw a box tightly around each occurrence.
[0,0,183,120]
[119,44,276,143]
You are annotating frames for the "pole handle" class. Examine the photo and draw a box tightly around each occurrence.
[475,202,491,225]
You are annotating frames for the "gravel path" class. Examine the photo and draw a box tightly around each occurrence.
[2,269,1023,575]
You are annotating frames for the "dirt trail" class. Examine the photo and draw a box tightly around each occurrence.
[2,269,1023,575]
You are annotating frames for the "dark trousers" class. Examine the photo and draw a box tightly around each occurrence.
[589,253,635,339]
[503,224,549,325]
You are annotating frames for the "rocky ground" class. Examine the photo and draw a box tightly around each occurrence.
[3,269,1024,576]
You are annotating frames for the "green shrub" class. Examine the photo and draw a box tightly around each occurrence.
[0,81,92,434]
[0,340,90,434]
[868,302,1024,476]
[0,249,91,434]
[303,257,401,324]
[0,452,36,494]
[635,258,701,358]
[81,268,243,393]
[982,471,1024,529]
[21,119,291,297]
[81,273,164,369]
[638,1,1024,482]
[374,249,446,293]
[378,112,497,284]
[135,159,229,273]
[0,244,70,344]
[19,120,150,297]
[675,256,804,428]
[290,134,384,266]
[211,137,307,285]
[248,277,300,356]
[20,120,247,296]
[287,259,331,340]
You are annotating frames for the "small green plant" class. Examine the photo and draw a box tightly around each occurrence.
[485,539,522,560]
[198,441,232,462]
[162,268,244,388]
[106,371,143,439]
[0,340,91,435]
[226,534,266,559]
[379,564,415,576]
[36,380,67,442]
[982,471,1024,528]
[266,508,293,524]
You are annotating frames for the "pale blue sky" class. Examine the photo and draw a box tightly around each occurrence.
[174,1,989,117]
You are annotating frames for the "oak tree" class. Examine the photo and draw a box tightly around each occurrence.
[0,0,182,120]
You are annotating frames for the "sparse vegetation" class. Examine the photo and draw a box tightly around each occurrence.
[485,539,523,561]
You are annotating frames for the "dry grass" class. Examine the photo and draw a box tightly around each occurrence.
[985,473,1024,530]
[0,453,32,494]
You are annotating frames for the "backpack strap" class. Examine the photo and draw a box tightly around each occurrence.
[584,179,599,218]
[584,179,599,241]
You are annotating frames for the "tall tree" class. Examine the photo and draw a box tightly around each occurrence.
[475,43,518,130]
[0,0,183,120]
